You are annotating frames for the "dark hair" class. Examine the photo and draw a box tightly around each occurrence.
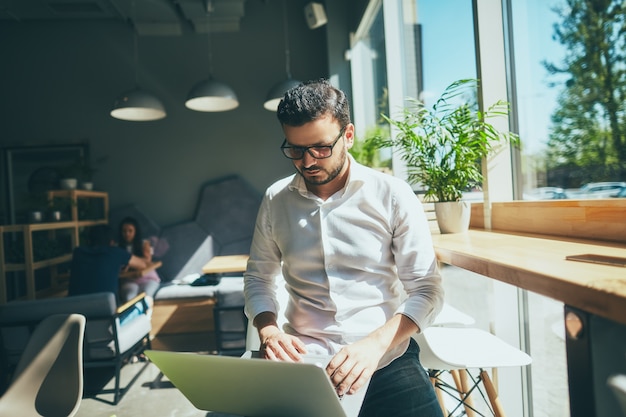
[118,216,143,256]
[277,78,351,128]
[88,225,115,247]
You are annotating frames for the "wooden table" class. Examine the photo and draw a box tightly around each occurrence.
[201,255,249,274]
[431,229,626,417]
[119,260,162,279]
[431,230,626,325]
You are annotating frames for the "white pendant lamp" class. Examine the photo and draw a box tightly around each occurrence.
[264,0,301,111]
[111,88,166,121]
[185,2,239,112]
[111,1,166,121]
[186,77,239,112]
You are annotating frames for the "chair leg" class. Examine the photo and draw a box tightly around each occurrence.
[480,369,506,417]
[451,370,476,417]
[113,361,122,405]
[431,375,448,416]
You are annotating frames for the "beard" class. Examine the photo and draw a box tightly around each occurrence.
[296,145,347,186]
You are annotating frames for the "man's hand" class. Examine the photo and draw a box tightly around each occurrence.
[326,337,385,396]
[260,329,307,361]
[254,311,307,361]
[326,314,419,396]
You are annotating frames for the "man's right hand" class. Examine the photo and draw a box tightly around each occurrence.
[254,311,307,361]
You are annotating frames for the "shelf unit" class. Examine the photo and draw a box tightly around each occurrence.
[0,190,108,303]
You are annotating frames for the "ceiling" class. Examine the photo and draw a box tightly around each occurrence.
[0,0,248,35]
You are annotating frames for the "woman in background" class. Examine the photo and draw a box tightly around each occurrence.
[118,216,161,305]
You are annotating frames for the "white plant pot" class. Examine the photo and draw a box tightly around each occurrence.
[28,211,43,223]
[81,182,93,191]
[49,210,62,222]
[60,178,78,190]
[434,201,471,234]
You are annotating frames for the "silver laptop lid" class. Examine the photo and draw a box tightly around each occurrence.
[145,350,356,417]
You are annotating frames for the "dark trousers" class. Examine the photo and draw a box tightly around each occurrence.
[358,338,444,417]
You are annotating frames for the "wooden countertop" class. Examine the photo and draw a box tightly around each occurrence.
[431,230,626,325]
[201,254,249,274]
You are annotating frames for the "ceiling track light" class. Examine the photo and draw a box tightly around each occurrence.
[110,0,166,122]
[264,0,302,112]
[185,0,239,112]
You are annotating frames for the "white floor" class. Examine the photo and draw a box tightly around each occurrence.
[75,361,211,417]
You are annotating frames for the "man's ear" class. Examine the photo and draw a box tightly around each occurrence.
[344,123,355,150]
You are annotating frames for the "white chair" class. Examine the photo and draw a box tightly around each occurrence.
[423,302,476,415]
[0,313,86,417]
[415,326,532,417]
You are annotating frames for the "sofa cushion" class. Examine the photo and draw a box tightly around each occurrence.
[154,283,218,300]
[215,277,245,306]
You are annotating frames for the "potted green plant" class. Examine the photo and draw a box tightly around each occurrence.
[374,79,519,233]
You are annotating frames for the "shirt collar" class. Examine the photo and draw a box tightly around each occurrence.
[287,154,367,198]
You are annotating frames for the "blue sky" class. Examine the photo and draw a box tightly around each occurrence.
[418,0,476,103]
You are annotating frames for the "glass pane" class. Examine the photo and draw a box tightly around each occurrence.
[527,292,570,417]
[402,1,481,200]
[370,11,387,123]
[413,1,477,106]
[349,4,390,171]
[512,0,626,201]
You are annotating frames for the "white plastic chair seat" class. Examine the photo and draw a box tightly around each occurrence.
[415,327,532,371]
[0,313,86,417]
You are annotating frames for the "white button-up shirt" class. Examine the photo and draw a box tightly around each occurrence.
[244,158,443,368]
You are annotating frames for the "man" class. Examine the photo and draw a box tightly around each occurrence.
[69,224,147,302]
[244,79,445,416]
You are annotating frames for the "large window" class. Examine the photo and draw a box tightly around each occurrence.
[350,0,625,415]
[512,0,626,201]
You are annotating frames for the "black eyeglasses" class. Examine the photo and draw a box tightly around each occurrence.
[280,127,346,160]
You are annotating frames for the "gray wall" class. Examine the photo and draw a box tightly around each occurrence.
[0,0,357,227]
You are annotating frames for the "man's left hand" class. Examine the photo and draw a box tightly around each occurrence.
[325,338,385,396]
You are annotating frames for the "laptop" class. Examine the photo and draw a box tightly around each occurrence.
[144,349,368,417]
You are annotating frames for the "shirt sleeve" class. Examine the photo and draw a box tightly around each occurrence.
[390,183,445,331]
[243,194,283,322]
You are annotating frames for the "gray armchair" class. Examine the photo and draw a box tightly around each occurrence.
[0,292,151,405]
